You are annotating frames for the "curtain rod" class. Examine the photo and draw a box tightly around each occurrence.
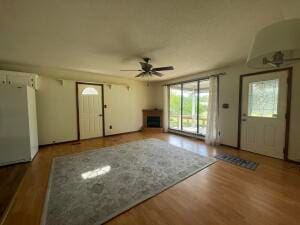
[162,72,226,86]
[209,72,226,77]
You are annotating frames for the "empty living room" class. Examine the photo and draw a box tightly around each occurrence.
[0,1,300,225]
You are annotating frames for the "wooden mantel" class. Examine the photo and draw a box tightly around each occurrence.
[142,109,163,131]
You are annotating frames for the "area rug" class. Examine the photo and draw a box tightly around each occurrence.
[41,138,216,225]
[215,153,258,170]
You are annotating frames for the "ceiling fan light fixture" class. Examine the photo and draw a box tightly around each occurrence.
[247,19,300,68]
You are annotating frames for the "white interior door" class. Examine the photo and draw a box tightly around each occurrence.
[78,84,103,140]
[240,71,288,159]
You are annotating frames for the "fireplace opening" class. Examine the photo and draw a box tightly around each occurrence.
[142,109,162,130]
[147,116,161,128]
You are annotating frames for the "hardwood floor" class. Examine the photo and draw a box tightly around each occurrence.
[0,163,28,223]
[2,131,300,225]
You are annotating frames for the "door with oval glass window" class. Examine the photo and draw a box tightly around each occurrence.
[240,70,288,159]
[78,84,104,139]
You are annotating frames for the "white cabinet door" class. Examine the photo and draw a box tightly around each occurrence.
[0,85,31,165]
[26,86,39,159]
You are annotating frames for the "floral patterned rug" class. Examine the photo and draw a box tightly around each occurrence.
[41,138,216,225]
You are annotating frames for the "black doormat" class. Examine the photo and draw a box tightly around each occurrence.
[215,153,258,170]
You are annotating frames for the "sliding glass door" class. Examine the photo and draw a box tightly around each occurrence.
[168,79,210,136]
[198,80,209,135]
[182,81,198,133]
[169,84,182,130]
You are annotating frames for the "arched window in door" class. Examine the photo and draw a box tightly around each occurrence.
[82,87,98,95]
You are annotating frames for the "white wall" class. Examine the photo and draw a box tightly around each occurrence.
[0,64,156,145]
[153,62,300,162]
[2,62,299,161]
[36,76,155,145]
[104,83,155,135]
[36,77,78,144]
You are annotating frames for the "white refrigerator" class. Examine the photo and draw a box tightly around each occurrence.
[0,85,39,166]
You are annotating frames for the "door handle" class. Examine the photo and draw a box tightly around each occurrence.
[242,119,247,122]
[99,114,103,117]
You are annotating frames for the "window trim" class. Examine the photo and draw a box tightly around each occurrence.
[180,83,183,131]
[168,84,182,131]
[168,128,205,138]
[167,77,209,137]
[247,78,279,118]
[196,80,200,134]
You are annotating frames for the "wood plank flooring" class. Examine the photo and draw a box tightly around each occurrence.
[2,131,300,225]
[0,162,28,224]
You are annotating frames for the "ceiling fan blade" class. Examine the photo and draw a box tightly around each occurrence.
[152,66,174,71]
[120,69,142,71]
[135,72,146,77]
[152,71,164,77]
[284,57,300,62]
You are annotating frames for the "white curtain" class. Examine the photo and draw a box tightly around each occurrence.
[163,86,169,132]
[205,76,219,145]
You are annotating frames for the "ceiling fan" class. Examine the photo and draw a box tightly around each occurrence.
[262,51,300,67]
[120,57,174,78]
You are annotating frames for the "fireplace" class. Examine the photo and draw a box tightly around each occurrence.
[147,116,161,128]
[143,109,163,130]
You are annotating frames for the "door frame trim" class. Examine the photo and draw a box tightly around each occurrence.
[75,82,105,140]
[237,67,293,160]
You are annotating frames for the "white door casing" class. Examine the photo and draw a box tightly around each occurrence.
[78,84,103,140]
[240,71,288,159]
